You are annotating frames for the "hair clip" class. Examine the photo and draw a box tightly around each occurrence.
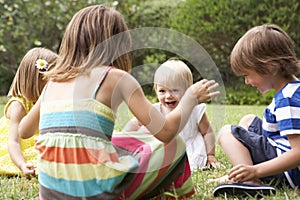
[35,59,49,70]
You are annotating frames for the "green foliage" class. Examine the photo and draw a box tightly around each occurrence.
[0,0,300,104]
[0,0,112,95]
[226,85,275,105]
[170,0,300,87]
[0,66,14,95]
[116,0,182,86]
[117,0,181,29]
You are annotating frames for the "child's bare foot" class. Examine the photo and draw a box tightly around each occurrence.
[207,175,233,184]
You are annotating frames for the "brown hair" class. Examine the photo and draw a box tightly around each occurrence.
[230,24,300,78]
[8,47,58,102]
[46,5,132,81]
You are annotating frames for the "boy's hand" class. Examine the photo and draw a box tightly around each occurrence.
[228,164,258,183]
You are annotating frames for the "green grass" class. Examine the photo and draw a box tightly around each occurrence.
[0,101,299,199]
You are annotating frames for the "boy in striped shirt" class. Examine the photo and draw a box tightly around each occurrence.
[216,24,300,195]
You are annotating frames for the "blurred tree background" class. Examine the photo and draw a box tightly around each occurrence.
[0,0,299,104]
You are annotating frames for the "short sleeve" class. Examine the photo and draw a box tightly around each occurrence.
[194,103,206,124]
[275,97,300,136]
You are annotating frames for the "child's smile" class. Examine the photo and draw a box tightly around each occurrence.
[164,100,177,109]
[156,84,186,112]
[243,70,273,94]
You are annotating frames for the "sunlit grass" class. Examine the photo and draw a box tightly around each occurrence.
[0,176,39,200]
[0,100,299,199]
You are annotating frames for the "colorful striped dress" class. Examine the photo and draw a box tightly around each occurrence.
[37,68,194,199]
[37,98,138,199]
[112,131,195,199]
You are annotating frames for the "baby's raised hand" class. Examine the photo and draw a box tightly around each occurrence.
[190,79,220,103]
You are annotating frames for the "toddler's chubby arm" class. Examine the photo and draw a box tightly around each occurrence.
[199,113,223,168]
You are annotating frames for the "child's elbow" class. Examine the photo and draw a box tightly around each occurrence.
[155,129,177,143]
[18,126,29,139]
[160,137,173,144]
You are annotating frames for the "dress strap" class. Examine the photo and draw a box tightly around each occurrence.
[91,67,112,99]
[41,82,49,102]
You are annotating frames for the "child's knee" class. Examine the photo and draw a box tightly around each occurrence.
[217,125,232,145]
[239,114,256,129]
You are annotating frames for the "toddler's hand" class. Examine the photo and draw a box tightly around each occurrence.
[206,155,224,169]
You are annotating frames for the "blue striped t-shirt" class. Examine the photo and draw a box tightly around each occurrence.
[262,80,300,189]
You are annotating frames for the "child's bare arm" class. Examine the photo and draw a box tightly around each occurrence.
[19,98,40,139]
[199,113,223,168]
[117,70,219,143]
[7,101,36,178]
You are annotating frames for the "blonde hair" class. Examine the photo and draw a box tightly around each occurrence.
[8,47,58,103]
[46,5,132,81]
[231,24,300,78]
[154,59,193,91]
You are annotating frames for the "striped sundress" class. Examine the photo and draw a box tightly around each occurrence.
[37,67,194,199]
[37,98,139,199]
[112,131,195,199]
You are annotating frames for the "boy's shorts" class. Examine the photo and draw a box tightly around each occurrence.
[231,116,288,186]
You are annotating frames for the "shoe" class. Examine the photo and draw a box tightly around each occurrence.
[213,183,276,198]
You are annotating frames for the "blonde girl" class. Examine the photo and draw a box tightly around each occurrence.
[0,47,57,178]
[123,58,222,172]
[18,5,219,199]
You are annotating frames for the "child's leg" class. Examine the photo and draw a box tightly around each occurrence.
[218,125,254,167]
[218,125,259,184]
[217,116,280,185]
[238,114,256,130]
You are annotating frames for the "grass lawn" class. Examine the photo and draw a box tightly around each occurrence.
[0,102,299,199]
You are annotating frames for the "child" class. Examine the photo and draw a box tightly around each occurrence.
[0,47,57,178]
[214,24,300,197]
[121,58,222,172]
[18,5,219,200]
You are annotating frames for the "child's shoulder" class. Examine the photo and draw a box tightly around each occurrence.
[278,80,300,99]
[191,103,206,118]
[103,67,130,82]
[194,103,206,110]
[5,97,32,115]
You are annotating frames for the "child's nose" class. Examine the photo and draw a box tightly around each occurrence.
[166,91,173,97]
